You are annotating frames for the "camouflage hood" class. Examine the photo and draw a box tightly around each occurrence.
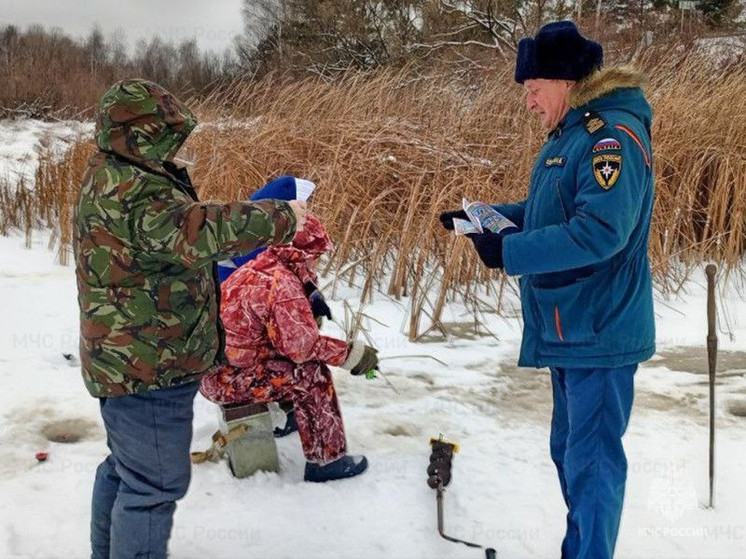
[74,79,297,398]
[95,79,197,176]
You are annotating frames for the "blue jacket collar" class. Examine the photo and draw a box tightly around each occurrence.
[550,66,651,138]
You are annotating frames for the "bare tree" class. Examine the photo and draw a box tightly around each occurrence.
[238,0,429,74]
[108,28,129,68]
[410,0,527,61]
[239,0,286,67]
[84,25,108,76]
[134,37,179,88]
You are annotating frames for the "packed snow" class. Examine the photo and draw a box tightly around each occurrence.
[0,121,745,558]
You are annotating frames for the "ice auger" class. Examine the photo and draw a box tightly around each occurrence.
[427,435,496,558]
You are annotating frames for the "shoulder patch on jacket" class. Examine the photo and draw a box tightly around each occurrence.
[592,154,622,190]
[582,111,606,135]
[592,137,621,152]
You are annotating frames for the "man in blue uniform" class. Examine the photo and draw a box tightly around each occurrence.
[440,21,655,558]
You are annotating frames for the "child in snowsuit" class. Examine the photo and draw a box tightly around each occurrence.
[200,214,377,482]
[217,175,320,437]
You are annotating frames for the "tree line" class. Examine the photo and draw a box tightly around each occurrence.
[238,0,743,75]
[0,24,240,117]
[0,0,742,116]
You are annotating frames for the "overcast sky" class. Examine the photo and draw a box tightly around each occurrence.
[0,0,246,53]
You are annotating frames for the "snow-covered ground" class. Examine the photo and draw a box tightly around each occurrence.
[0,121,745,558]
[0,120,92,187]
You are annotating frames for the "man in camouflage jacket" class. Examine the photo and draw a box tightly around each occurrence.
[74,79,301,558]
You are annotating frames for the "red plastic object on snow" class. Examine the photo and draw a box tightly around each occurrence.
[35,451,49,462]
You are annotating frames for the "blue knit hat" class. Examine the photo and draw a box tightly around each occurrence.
[248,175,316,203]
[515,21,602,84]
[217,175,316,283]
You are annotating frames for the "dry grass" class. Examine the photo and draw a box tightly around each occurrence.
[2,55,745,339]
[0,140,95,264]
[644,53,746,286]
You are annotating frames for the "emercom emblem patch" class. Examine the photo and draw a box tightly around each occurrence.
[592,154,622,190]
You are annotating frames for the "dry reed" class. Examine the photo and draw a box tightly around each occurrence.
[2,55,745,338]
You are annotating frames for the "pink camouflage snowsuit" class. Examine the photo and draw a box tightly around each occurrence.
[200,215,350,463]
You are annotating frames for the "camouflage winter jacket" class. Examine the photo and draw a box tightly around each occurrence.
[73,79,296,398]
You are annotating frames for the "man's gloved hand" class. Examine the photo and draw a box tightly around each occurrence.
[438,209,468,231]
[340,340,379,376]
[468,231,506,269]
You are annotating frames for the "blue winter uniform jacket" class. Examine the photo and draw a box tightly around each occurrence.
[498,71,656,369]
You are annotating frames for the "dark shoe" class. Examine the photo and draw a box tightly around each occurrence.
[273,410,298,438]
[304,455,368,482]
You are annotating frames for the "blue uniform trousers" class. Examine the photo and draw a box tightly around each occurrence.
[550,365,636,559]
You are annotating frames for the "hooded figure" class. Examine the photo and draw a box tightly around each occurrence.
[200,214,378,482]
[74,79,299,559]
[75,79,298,397]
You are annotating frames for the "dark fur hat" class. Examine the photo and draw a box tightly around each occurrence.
[515,21,603,84]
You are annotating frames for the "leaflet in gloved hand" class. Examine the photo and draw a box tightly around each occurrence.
[453,198,517,235]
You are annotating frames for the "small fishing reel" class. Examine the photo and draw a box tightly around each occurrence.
[427,436,459,489]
